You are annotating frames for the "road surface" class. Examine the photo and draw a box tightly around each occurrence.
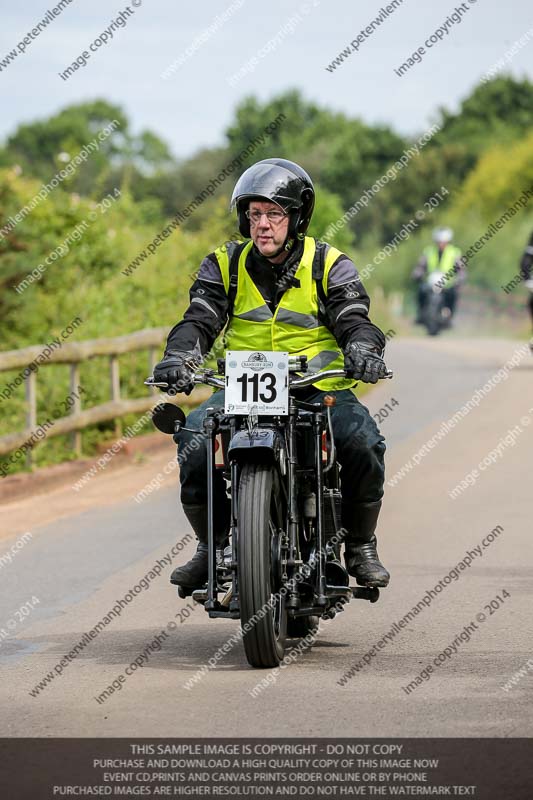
[0,335,532,737]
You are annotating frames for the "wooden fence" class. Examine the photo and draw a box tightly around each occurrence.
[0,328,208,466]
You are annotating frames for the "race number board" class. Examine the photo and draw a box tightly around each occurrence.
[225,351,289,415]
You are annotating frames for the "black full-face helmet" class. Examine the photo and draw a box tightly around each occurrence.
[230,158,315,240]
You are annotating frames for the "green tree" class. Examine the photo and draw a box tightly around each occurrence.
[363,143,472,242]
[5,100,174,199]
[308,185,356,252]
[137,147,230,223]
[452,129,533,220]
[356,77,533,244]
[435,75,533,153]
[225,89,406,215]
[6,100,126,181]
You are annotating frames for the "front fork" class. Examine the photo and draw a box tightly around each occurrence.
[285,402,299,609]
[203,410,240,614]
[229,419,240,613]
[313,408,327,607]
[203,411,218,612]
[285,401,327,610]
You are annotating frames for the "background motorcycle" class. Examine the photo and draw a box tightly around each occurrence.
[420,270,452,336]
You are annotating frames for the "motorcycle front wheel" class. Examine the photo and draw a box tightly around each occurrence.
[238,462,287,668]
[424,295,443,336]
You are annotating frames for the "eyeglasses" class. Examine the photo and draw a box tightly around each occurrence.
[245,209,288,225]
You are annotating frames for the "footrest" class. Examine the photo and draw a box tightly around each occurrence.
[176,584,230,605]
[208,609,241,619]
[176,583,206,599]
[351,586,380,603]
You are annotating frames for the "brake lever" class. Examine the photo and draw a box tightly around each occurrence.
[145,378,168,388]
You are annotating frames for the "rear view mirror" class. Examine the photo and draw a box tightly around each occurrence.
[152,403,186,434]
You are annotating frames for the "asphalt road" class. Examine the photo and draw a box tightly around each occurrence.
[1,335,532,737]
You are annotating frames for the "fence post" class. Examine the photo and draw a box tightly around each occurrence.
[25,370,37,469]
[110,354,122,437]
[70,362,82,456]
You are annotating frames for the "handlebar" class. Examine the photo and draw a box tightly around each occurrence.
[145,367,393,394]
[145,374,225,391]
[290,368,393,387]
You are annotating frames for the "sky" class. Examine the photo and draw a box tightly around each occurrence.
[1,0,532,160]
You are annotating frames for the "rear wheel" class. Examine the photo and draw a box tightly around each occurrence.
[238,463,287,668]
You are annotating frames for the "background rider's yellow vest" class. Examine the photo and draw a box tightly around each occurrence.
[424,244,461,285]
[216,236,354,391]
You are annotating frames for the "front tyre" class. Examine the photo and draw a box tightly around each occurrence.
[425,296,442,336]
[238,463,286,668]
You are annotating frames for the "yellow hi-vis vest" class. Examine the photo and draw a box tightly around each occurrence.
[424,244,461,285]
[216,236,355,391]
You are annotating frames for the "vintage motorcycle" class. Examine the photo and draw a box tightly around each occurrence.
[147,351,392,669]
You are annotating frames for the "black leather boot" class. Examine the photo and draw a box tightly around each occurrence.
[343,500,390,588]
[170,504,227,588]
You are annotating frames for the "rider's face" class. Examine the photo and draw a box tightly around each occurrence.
[249,200,289,262]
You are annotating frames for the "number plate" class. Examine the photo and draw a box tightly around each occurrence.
[225,351,289,415]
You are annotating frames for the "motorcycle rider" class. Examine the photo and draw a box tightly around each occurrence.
[154,158,391,591]
[520,229,533,335]
[412,227,465,324]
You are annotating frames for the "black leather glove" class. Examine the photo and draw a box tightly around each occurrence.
[344,340,388,384]
[153,350,200,395]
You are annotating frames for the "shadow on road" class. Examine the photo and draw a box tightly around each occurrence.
[12,624,355,678]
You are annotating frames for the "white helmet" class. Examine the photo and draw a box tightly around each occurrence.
[433,227,453,245]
